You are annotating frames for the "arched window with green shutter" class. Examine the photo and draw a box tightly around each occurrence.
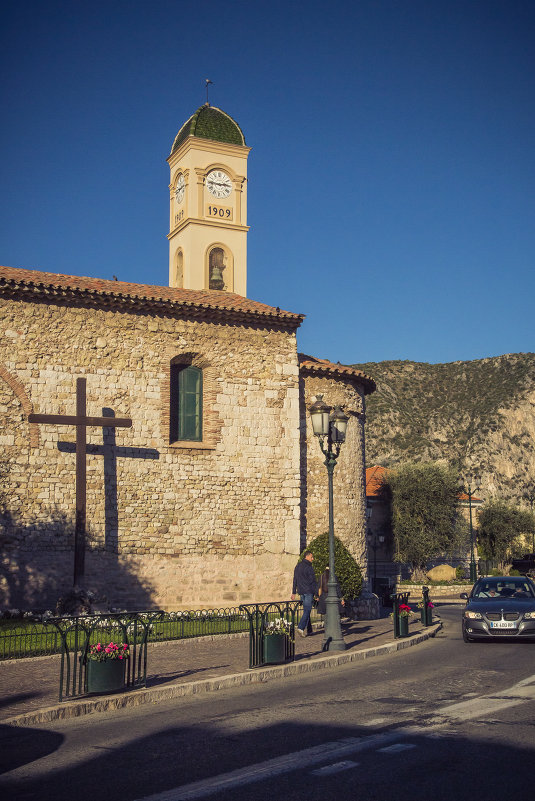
[170,364,203,442]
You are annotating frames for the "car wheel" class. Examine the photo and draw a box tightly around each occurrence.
[462,628,473,643]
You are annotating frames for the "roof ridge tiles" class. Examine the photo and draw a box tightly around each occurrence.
[0,266,304,329]
[298,352,376,394]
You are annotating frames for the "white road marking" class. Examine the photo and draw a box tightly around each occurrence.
[133,732,401,801]
[311,760,359,776]
[134,674,535,801]
[431,673,535,722]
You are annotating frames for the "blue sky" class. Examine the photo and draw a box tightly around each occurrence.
[1,0,533,366]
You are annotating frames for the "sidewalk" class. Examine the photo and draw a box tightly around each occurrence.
[0,614,442,728]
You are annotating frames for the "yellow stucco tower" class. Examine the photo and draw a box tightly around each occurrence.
[167,105,250,296]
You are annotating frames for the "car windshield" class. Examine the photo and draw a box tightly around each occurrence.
[473,580,535,599]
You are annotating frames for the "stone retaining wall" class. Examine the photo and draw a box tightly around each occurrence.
[395,584,472,598]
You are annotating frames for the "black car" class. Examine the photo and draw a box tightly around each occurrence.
[460,576,535,642]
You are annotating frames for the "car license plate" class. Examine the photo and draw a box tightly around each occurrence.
[489,621,516,628]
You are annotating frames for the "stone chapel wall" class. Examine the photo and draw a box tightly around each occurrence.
[300,374,368,575]
[0,295,302,610]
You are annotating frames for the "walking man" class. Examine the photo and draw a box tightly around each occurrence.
[291,550,317,637]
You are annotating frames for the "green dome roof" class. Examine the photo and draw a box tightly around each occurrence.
[170,105,246,154]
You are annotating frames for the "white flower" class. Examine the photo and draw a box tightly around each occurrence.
[264,617,293,635]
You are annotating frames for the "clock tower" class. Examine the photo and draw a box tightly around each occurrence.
[167,104,250,296]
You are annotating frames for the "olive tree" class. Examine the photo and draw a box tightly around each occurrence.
[477,500,534,566]
[381,462,462,577]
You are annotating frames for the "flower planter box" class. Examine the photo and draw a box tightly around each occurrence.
[397,616,409,638]
[86,659,126,694]
[263,633,286,664]
[421,606,433,626]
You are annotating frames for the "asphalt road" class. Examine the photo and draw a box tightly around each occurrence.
[2,604,535,801]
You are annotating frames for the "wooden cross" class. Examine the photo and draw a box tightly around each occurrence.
[28,377,132,588]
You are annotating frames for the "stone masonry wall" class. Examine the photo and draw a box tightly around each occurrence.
[0,296,302,610]
[300,375,369,580]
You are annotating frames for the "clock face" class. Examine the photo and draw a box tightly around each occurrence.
[206,170,232,199]
[175,175,185,204]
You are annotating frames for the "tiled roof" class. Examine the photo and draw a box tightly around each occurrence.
[0,266,304,330]
[365,468,484,502]
[366,465,388,497]
[170,105,246,154]
[458,492,483,503]
[298,354,376,394]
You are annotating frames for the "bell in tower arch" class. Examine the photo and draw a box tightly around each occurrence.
[209,247,226,291]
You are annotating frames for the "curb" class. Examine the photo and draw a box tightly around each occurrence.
[3,622,442,728]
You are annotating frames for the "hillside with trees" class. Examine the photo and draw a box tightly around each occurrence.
[352,353,535,503]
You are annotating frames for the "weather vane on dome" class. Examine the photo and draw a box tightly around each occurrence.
[205,78,213,105]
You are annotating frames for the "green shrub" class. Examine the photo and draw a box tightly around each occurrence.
[509,569,521,576]
[490,568,501,576]
[300,533,363,600]
[455,566,465,580]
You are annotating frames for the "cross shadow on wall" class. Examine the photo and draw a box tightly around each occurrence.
[0,409,160,611]
[58,408,159,553]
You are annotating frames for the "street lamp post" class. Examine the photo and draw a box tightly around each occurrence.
[309,395,349,652]
[462,474,481,582]
[525,489,535,555]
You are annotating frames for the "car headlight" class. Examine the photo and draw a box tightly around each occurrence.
[523,611,535,619]
[465,611,482,619]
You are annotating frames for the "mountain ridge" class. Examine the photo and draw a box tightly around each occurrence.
[351,352,535,503]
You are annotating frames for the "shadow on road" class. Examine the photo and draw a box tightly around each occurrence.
[1,710,533,799]
[0,723,64,775]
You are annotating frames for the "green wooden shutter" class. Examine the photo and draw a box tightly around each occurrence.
[178,365,202,441]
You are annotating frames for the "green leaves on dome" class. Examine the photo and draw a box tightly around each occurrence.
[171,105,246,153]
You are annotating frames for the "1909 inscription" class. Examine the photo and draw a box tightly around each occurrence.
[206,205,232,220]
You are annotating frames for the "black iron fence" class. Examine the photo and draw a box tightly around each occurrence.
[148,607,251,642]
[239,601,301,668]
[421,585,433,626]
[0,604,321,661]
[390,591,410,638]
[0,618,63,659]
[46,611,164,701]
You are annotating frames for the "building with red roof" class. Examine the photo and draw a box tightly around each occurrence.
[0,105,377,611]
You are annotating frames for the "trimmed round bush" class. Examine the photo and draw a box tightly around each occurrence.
[300,533,363,600]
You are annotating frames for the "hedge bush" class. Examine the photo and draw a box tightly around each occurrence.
[300,533,363,600]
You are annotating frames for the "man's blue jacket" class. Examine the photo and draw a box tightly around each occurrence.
[292,559,317,595]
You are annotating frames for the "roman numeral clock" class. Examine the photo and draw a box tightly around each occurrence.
[206,170,232,199]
